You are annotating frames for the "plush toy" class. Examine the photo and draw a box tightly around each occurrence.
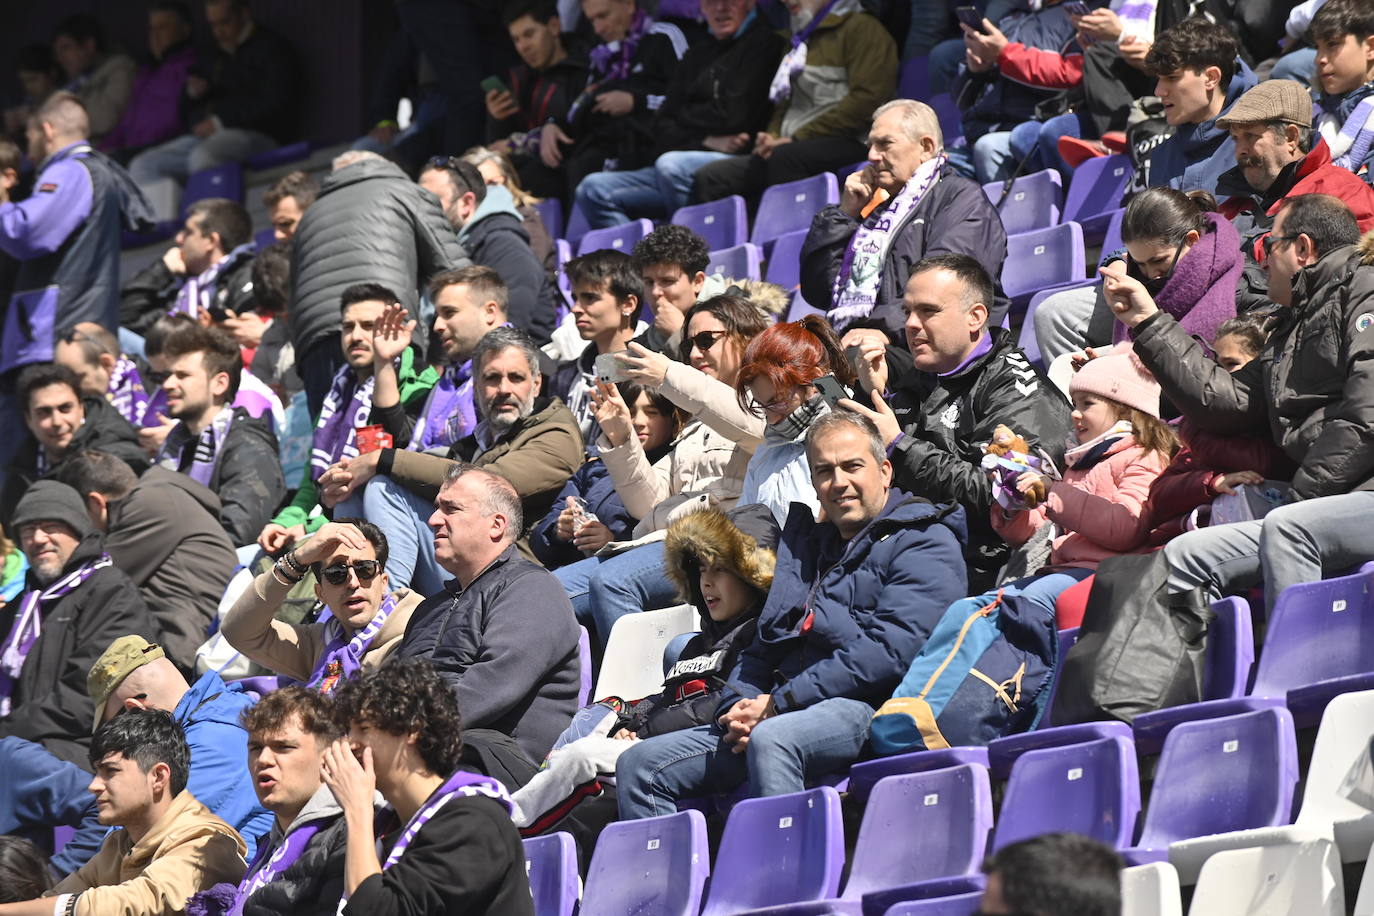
[981,424,1048,510]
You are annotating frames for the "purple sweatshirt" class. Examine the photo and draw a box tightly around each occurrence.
[99,44,195,153]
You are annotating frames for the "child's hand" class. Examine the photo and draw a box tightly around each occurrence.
[1213,470,1264,495]
[1015,471,1048,509]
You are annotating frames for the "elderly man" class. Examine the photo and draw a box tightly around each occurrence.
[843,254,1071,591]
[615,410,969,817]
[398,464,581,764]
[801,99,1009,344]
[319,326,582,592]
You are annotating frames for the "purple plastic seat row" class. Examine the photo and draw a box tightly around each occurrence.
[580,809,709,916]
[882,892,984,916]
[523,832,578,916]
[707,242,763,281]
[753,173,839,248]
[577,218,654,256]
[674,196,748,251]
[1001,221,1086,310]
[1063,154,1133,242]
[983,169,1063,235]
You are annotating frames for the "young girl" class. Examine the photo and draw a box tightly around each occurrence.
[988,344,1179,618]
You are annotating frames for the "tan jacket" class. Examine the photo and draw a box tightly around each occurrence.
[49,790,246,916]
[221,575,422,683]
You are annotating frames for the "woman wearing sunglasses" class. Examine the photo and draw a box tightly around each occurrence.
[221,519,422,693]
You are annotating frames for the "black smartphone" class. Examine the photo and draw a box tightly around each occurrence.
[955,5,988,33]
[813,374,851,406]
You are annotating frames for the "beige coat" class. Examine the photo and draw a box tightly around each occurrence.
[221,574,421,683]
[49,790,246,915]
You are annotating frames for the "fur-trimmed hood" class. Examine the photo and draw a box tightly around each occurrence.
[1358,228,1374,264]
[664,504,780,632]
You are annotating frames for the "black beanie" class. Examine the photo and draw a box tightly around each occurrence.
[12,480,96,541]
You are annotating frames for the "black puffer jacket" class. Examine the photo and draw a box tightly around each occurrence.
[242,788,347,916]
[801,164,1010,337]
[887,328,1072,590]
[288,157,468,356]
[118,245,256,335]
[1131,235,1374,500]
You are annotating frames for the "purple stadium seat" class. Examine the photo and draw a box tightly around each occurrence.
[1001,221,1087,309]
[565,200,592,245]
[846,748,990,806]
[897,55,930,102]
[983,169,1063,236]
[929,93,964,146]
[882,893,984,916]
[1038,626,1082,728]
[698,787,845,916]
[580,810,710,916]
[752,173,839,247]
[182,163,243,217]
[786,289,826,322]
[523,832,579,916]
[1101,207,1125,255]
[1063,154,1133,243]
[674,197,748,251]
[707,243,762,281]
[1121,707,1299,866]
[1017,281,1097,368]
[578,218,654,256]
[534,197,564,242]
[765,229,808,292]
[577,626,593,707]
[254,227,276,252]
[245,141,311,171]
[993,736,1141,850]
[987,720,1131,781]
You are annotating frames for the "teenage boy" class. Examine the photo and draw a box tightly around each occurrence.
[1312,0,1374,174]
[553,250,642,441]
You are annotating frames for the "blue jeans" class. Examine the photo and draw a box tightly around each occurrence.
[575,150,729,228]
[928,37,967,95]
[972,130,1015,184]
[997,567,1095,615]
[614,696,876,819]
[128,129,276,183]
[358,474,449,597]
[553,541,679,647]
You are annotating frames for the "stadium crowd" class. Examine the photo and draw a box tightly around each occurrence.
[3,0,1374,911]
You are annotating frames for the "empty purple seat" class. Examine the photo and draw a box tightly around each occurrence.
[534,197,564,241]
[674,197,748,250]
[523,832,578,916]
[765,229,808,292]
[897,55,930,102]
[182,163,243,216]
[565,200,592,245]
[752,173,839,247]
[983,169,1063,235]
[1101,207,1125,254]
[847,748,990,806]
[578,218,654,256]
[707,243,762,281]
[1001,222,1087,309]
[1121,707,1298,866]
[994,736,1141,850]
[1063,155,1133,242]
[929,93,964,145]
[1016,281,1097,368]
[580,810,710,916]
[245,140,310,171]
[883,892,984,916]
[1039,626,1082,727]
[987,721,1131,781]
[786,289,825,322]
[699,786,844,916]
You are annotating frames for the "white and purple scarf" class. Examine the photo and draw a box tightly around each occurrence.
[107,357,152,427]
[408,362,475,451]
[588,9,652,81]
[307,594,398,694]
[229,821,323,916]
[829,154,946,330]
[170,243,255,319]
[769,0,853,102]
[310,366,375,482]
[0,554,112,716]
[158,406,235,486]
[382,770,513,869]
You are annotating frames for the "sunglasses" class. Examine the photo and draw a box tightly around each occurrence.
[688,330,727,353]
[320,560,382,586]
[1261,233,1301,259]
[425,155,464,173]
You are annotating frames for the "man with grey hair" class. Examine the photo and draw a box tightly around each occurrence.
[616,407,969,818]
[800,98,1008,351]
[395,462,582,765]
[320,327,582,593]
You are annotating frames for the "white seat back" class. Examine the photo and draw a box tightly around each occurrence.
[1188,838,1344,916]
[1122,862,1182,916]
[593,604,699,702]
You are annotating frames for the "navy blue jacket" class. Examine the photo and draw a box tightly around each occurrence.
[1149,60,1257,193]
[530,457,643,569]
[725,492,969,714]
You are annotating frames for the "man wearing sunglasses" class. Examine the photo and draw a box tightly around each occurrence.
[222,519,421,692]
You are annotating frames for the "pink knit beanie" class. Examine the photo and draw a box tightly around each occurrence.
[1069,343,1162,418]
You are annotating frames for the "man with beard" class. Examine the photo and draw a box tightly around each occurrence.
[319,326,582,589]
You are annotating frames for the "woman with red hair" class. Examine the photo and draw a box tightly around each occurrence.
[735,316,855,523]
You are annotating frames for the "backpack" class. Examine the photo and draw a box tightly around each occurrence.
[869,589,1058,756]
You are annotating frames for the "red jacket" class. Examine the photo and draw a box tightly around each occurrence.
[998,42,1084,90]
[1221,138,1374,248]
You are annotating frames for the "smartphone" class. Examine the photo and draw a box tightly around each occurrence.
[1063,1,1092,15]
[480,75,510,96]
[955,5,988,33]
[813,374,851,406]
[594,351,631,384]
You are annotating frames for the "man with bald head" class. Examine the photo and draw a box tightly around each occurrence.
[53,322,160,428]
[398,463,581,764]
[0,91,151,376]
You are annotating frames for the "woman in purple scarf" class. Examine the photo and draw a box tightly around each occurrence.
[1112,187,1244,349]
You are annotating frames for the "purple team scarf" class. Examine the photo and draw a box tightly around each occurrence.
[0,554,112,716]
[142,388,169,429]
[227,821,323,916]
[408,362,475,451]
[158,406,235,486]
[311,366,376,482]
[589,9,652,81]
[307,594,398,694]
[769,0,848,102]
[381,770,514,870]
[170,243,255,319]
[107,357,151,427]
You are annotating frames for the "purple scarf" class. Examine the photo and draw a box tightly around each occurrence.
[408,362,475,451]
[158,407,235,486]
[0,554,112,716]
[311,366,375,482]
[307,594,398,694]
[107,357,151,427]
[381,770,514,870]
[170,243,255,318]
[228,821,322,916]
[1118,213,1241,347]
[589,10,652,81]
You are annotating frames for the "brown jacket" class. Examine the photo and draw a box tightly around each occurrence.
[221,575,422,683]
[49,790,246,915]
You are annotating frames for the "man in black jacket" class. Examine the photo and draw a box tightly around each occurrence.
[842,254,1070,590]
[573,0,785,227]
[128,0,298,183]
[1107,193,1374,616]
[0,481,160,767]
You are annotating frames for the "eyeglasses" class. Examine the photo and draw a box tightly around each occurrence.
[1262,233,1301,259]
[320,560,382,586]
[688,330,727,353]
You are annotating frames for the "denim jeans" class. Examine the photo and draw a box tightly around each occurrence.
[614,696,876,819]
[358,474,449,597]
[128,129,277,183]
[575,150,729,228]
[553,541,679,647]
[1163,492,1374,618]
